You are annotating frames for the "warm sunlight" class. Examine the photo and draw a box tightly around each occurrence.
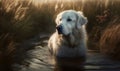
[0,0,120,71]
[29,0,86,7]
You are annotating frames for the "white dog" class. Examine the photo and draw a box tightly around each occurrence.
[48,10,88,58]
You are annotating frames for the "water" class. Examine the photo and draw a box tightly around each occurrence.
[53,57,85,71]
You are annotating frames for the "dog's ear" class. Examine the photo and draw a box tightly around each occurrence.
[76,11,88,29]
[55,13,61,24]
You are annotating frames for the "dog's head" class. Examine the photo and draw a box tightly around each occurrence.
[56,10,88,36]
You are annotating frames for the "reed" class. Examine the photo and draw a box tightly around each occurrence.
[100,17,120,60]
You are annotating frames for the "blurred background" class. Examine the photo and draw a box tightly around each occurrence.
[0,0,120,71]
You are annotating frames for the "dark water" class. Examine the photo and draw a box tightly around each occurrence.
[54,66,84,71]
[53,57,85,71]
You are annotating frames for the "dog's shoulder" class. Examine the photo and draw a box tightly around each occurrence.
[48,32,57,47]
[49,33,57,41]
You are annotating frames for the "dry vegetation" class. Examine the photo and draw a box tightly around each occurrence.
[0,34,15,71]
[0,0,120,71]
[100,17,120,60]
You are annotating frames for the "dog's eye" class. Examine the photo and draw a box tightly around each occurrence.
[67,18,72,22]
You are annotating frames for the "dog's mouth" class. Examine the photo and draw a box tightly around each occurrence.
[56,28,63,35]
[56,25,63,35]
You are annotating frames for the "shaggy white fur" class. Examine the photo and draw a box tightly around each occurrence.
[48,10,88,58]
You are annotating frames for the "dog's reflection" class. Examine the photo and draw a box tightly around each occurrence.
[54,57,85,71]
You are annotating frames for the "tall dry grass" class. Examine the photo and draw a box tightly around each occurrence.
[0,0,32,40]
[0,33,15,71]
[1,0,120,41]
[100,17,120,60]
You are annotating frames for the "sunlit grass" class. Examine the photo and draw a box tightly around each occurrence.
[100,17,120,59]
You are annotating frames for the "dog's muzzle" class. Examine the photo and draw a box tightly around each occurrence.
[56,25,63,34]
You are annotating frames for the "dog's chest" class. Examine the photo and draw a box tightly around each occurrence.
[56,46,86,57]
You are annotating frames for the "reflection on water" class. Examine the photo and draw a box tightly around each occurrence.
[53,57,85,71]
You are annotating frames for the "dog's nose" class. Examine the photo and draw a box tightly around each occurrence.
[56,25,63,34]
